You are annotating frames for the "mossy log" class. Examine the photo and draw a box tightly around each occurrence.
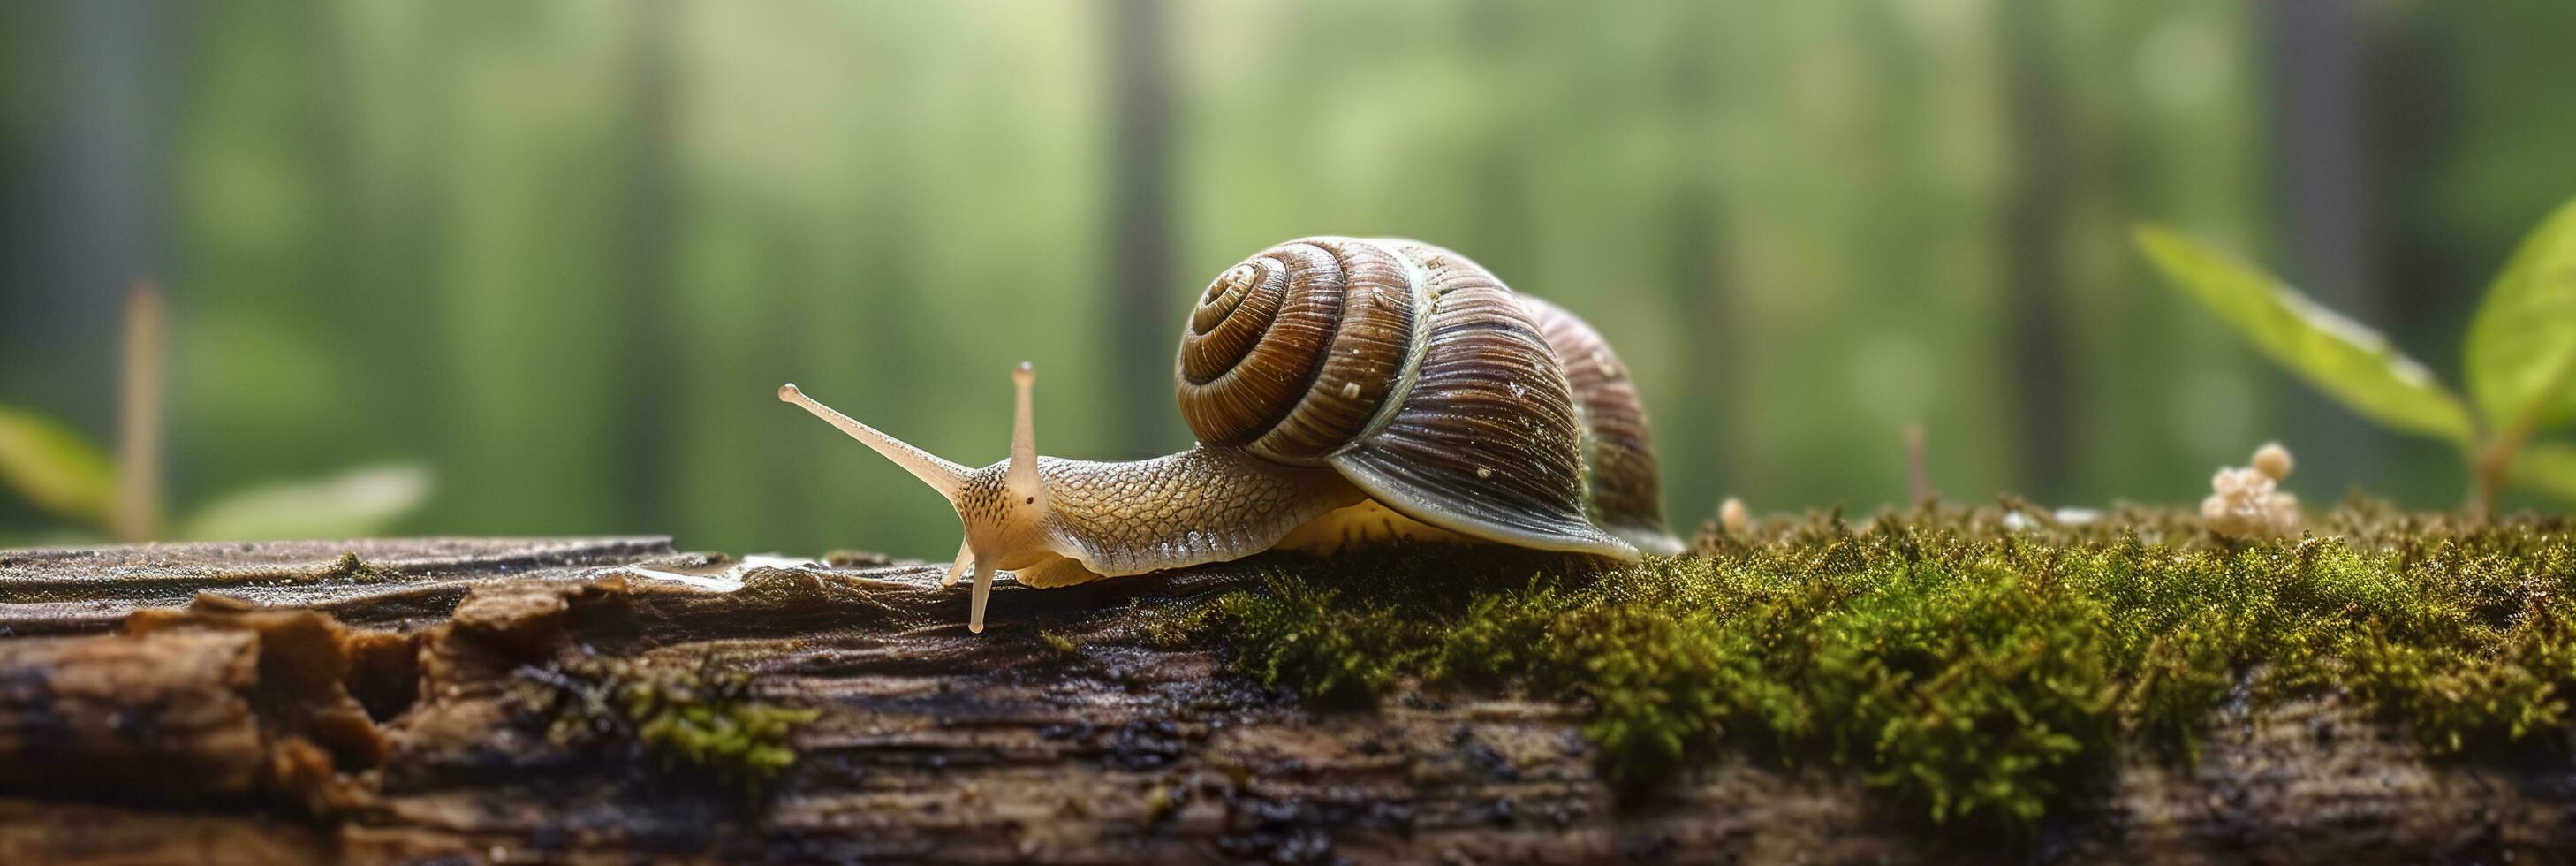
[0,536,2569,864]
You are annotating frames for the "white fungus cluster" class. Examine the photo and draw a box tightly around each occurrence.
[2202,442,2299,540]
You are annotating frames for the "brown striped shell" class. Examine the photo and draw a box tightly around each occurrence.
[1174,237,1680,558]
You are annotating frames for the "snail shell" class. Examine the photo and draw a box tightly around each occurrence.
[1175,237,1679,558]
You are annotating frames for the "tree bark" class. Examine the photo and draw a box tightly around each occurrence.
[0,538,2568,864]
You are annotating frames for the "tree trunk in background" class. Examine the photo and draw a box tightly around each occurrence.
[1663,4,1731,526]
[2267,0,2385,496]
[0,0,172,433]
[1105,0,1176,458]
[613,0,682,533]
[1667,188,1728,523]
[1996,1,2078,502]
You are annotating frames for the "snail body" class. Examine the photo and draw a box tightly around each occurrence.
[782,237,1681,632]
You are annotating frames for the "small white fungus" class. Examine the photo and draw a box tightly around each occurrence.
[2202,443,2299,540]
[2252,441,2293,481]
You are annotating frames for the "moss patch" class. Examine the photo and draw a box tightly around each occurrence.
[511,651,819,800]
[1172,503,2576,830]
[1038,629,1082,658]
[326,551,399,581]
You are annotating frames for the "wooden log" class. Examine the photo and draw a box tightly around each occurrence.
[0,628,266,800]
[0,538,2567,864]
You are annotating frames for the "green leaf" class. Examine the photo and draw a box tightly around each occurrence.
[0,406,116,526]
[176,464,434,542]
[2464,196,2576,435]
[2134,225,2477,446]
[2508,440,2576,505]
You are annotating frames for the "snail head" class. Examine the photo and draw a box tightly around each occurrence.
[778,363,1057,631]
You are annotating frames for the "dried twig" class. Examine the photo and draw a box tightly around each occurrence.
[115,280,166,542]
[1905,422,1935,505]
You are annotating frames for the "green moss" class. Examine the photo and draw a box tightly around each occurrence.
[2345,599,2576,754]
[1169,505,2576,830]
[1039,629,1082,657]
[1126,596,1224,650]
[513,652,821,800]
[327,551,398,580]
[1216,576,1421,706]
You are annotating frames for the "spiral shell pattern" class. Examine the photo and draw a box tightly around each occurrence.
[1176,239,1419,464]
[1174,236,1670,560]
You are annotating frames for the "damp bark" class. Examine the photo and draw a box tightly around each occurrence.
[0,536,2568,865]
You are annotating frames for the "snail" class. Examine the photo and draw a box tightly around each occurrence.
[780,237,1682,632]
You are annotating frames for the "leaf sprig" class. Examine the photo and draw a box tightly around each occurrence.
[2137,195,2576,513]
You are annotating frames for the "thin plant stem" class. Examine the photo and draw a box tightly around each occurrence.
[1905,422,1935,505]
[2473,350,2576,518]
[115,280,165,542]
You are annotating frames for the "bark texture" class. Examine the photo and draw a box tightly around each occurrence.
[0,537,2570,864]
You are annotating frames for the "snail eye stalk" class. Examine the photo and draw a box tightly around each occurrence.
[1007,362,1046,511]
[778,383,970,500]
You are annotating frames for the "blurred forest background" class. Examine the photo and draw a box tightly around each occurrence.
[4,0,2574,557]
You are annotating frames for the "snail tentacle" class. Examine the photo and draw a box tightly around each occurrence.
[1006,362,1044,508]
[967,559,996,634]
[777,384,970,499]
[943,537,972,589]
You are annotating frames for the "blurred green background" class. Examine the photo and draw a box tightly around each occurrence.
[4,0,2572,557]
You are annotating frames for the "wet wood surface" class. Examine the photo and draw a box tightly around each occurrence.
[0,537,2570,864]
